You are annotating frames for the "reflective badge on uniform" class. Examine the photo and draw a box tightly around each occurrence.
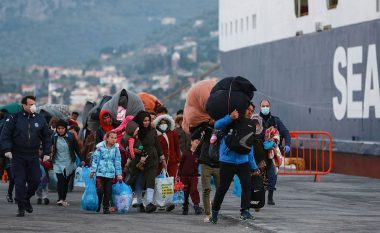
[35,123,39,127]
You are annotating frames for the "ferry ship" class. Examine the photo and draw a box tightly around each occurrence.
[218,0,380,178]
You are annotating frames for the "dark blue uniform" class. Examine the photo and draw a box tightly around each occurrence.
[0,110,51,205]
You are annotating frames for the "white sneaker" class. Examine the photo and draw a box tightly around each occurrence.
[203,215,211,223]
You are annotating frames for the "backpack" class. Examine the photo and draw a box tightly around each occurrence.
[224,117,256,154]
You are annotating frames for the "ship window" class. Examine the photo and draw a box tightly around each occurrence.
[225,23,228,36]
[327,0,338,9]
[230,21,233,35]
[295,0,309,17]
[246,16,249,30]
[252,14,256,29]
[235,20,238,34]
[241,18,244,32]
[377,0,380,12]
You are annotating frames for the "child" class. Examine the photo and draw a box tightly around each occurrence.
[178,136,203,215]
[90,131,123,214]
[36,164,49,205]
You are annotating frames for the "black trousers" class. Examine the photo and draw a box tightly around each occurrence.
[212,162,251,212]
[96,177,113,210]
[12,155,41,203]
[6,166,15,195]
[56,173,73,201]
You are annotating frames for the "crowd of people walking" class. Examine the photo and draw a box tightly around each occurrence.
[0,77,290,224]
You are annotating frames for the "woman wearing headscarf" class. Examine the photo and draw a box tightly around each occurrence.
[133,111,166,213]
[51,119,82,206]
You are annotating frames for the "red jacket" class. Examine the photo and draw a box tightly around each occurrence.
[178,150,198,177]
[157,130,181,164]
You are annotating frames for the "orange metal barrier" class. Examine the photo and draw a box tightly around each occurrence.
[278,131,333,182]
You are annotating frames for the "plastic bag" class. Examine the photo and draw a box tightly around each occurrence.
[154,169,174,207]
[48,170,58,192]
[81,166,92,185]
[81,177,98,211]
[112,182,133,214]
[232,175,242,198]
[74,167,86,188]
[172,191,184,205]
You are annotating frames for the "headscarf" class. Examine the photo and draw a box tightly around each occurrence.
[134,111,152,139]
[99,109,114,133]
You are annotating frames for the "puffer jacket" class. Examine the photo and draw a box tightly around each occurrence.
[91,141,122,178]
[214,115,258,171]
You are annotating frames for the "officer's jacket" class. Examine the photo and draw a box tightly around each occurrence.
[0,110,51,156]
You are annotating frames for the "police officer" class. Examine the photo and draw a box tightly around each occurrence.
[259,99,290,205]
[0,96,51,217]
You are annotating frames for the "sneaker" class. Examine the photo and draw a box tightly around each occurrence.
[62,201,70,207]
[6,193,13,203]
[194,205,203,215]
[25,199,33,213]
[37,198,42,205]
[43,198,50,205]
[166,204,175,212]
[56,200,64,206]
[240,209,255,220]
[145,203,156,213]
[209,210,218,224]
[203,215,211,223]
[103,208,110,214]
[138,203,145,213]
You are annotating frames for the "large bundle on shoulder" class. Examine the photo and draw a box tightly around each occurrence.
[182,79,216,134]
[138,92,162,113]
[37,104,70,123]
[207,76,257,155]
[206,76,256,121]
[102,89,144,123]
[86,89,145,132]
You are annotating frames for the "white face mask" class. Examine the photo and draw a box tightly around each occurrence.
[30,104,37,113]
[159,124,168,132]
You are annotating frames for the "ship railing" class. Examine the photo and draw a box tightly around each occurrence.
[278,131,333,182]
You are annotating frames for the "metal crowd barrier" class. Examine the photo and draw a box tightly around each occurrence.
[278,131,333,182]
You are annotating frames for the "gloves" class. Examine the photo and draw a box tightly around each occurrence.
[4,152,12,159]
[284,145,290,153]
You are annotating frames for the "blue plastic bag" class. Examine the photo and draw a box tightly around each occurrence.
[112,182,133,214]
[81,166,92,185]
[172,191,184,205]
[232,175,242,198]
[81,177,98,211]
[74,167,86,188]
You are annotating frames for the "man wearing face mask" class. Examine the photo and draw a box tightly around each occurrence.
[259,99,290,206]
[0,96,51,217]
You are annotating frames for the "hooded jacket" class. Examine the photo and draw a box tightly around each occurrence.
[95,109,115,144]
[153,114,181,165]
[91,141,122,178]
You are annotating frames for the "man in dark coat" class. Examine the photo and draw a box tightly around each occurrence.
[0,96,51,217]
[259,99,291,205]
